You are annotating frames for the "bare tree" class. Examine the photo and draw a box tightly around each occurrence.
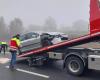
[58,20,88,39]
[9,18,24,37]
[43,16,57,32]
[0,17,8,41]
[72,20,88,31]
[27,24,42,32]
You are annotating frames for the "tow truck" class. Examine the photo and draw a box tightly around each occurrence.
[17,0,100,76]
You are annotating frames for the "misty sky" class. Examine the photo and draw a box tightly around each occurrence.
[0,0,89,26]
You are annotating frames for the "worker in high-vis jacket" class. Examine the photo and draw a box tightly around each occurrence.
[0,41,8,55]
[9,34,21,69]
[0,42,2,53]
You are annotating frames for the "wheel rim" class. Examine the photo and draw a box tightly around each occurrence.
[68,60,80,73]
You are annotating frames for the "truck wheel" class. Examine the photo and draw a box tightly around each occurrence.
[65,56,84,76]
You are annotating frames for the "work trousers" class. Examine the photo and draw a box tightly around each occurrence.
[10,50,17,67]
[0,44,6,55]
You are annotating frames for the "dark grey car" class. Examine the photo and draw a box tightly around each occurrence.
[19,32,68,54]
[20,32,42,53]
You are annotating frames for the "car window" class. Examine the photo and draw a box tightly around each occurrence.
[20,32,39,41]
[52,34,61,38]
[31,33,39,38]
[20,35,26,41]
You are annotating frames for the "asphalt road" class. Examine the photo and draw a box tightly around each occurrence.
[0,52,100,80]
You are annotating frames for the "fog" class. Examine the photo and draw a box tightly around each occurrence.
[0,16,89,41]
[0,0,90,41]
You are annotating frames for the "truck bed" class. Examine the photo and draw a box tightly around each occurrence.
[17,32,100,58]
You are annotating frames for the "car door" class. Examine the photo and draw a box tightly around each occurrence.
[20,32,42,53]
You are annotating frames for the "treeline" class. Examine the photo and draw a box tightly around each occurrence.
[0,17,24,41]
[0,16,88,41]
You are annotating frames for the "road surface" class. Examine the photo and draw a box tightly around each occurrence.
[0,52,100,80]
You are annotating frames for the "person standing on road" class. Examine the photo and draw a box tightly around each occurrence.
[0,42,7,55]
[9,34,21,69]
[0,42,2,53]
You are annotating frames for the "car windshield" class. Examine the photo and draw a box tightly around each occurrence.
[20,32,39,41]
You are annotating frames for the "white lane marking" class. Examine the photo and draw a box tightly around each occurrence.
[5,66,50,79]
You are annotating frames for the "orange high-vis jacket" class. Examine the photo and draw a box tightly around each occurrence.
[10,37,21,51]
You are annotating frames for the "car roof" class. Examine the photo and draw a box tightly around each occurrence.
[21,31,68,37]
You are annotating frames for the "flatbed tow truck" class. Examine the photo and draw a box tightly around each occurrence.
[17,0,100,76]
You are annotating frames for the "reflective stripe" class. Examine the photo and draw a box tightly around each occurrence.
[10,48,17,50]
[10,46,17,50]
[1,42,7,44]
[10,46,17,49]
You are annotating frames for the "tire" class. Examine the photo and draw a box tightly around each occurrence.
[65,56,84,76]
